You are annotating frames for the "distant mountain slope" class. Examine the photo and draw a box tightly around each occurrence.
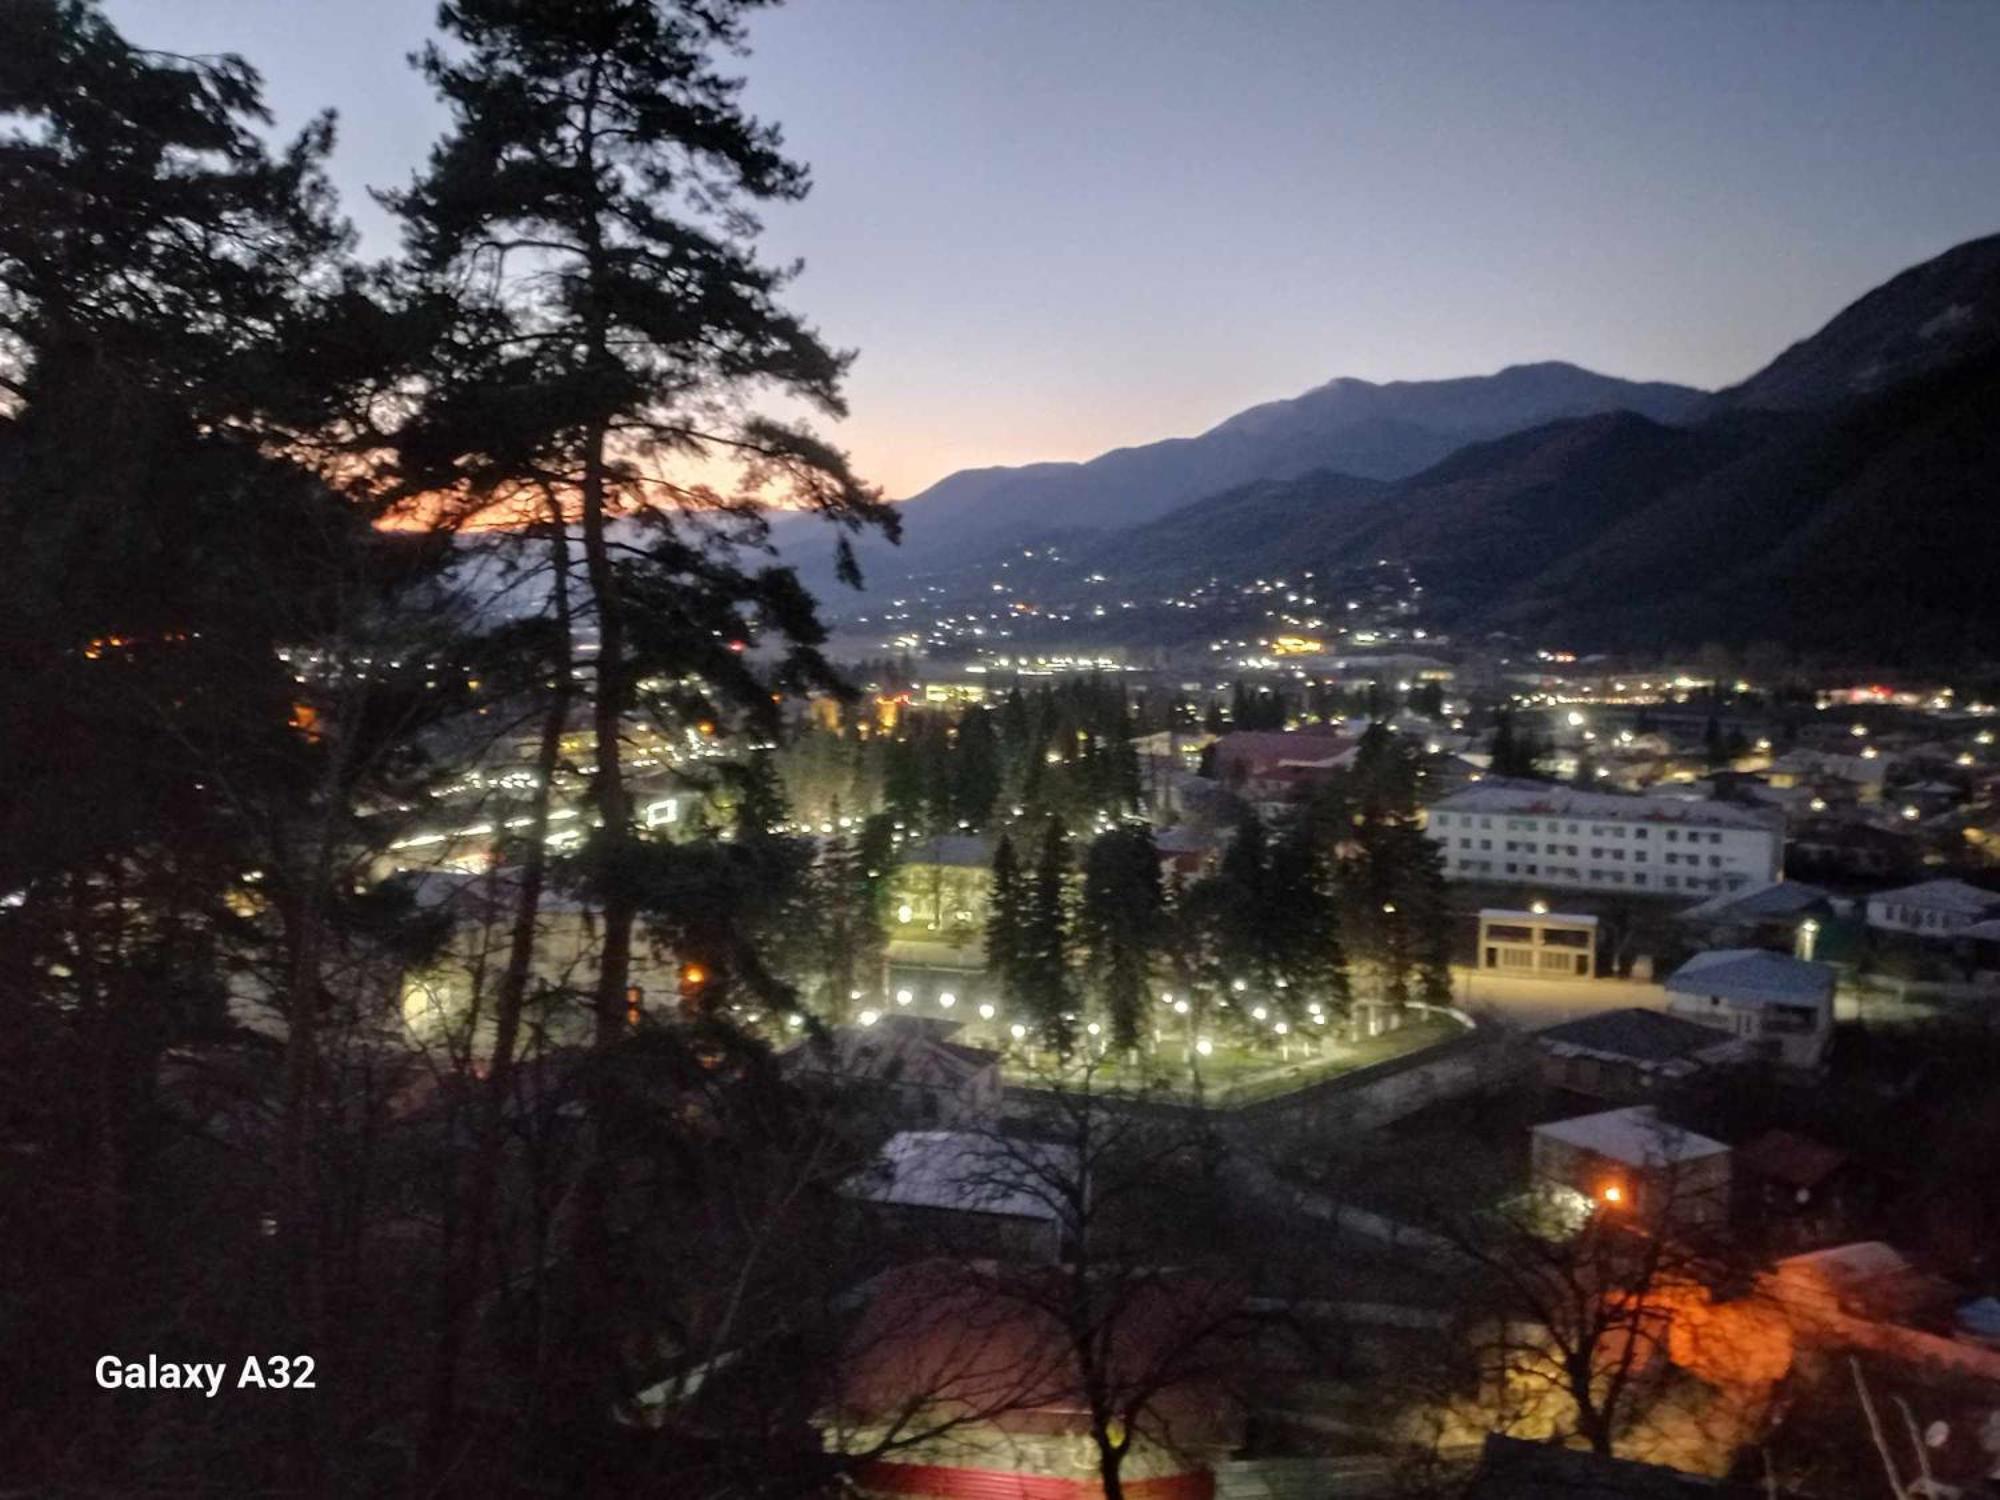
[1498,346,2000,657]
[879,361,1705,565]
[1704,232,2000,414]
[1074,231,2000,662]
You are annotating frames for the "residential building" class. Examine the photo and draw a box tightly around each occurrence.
[1535,1008,1745,1101]
[1865,877,2000,938]
[1425,784,1782,897]
[843,1130,1067,1261]
[784,1017,1002,1127]
[1734,1129,1869,1254]
[1676,879,1836,959]
[1663,949,1837,1069]
[1530,1105,1732,1229]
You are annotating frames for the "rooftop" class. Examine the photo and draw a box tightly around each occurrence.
[1678,878,1831,924]
[1429,783,1778,832]
[1665,948,1835,1007]
[1481,907,1599,926]
[1866,877,2000,916]
[1538,1007,1739,1065]
[846,1130,1076,1224]
[1532,1105,1730,1168]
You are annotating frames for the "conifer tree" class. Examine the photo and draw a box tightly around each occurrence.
[1079,826,1165,1050]
[1019,818,1076,1054]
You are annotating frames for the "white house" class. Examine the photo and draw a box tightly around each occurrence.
[1530,1105,1732,1230]
[1664,948,1836,1069]
[1864,878,2000,939]
[1425,785,1782,897]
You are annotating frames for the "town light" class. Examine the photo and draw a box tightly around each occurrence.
[1086,1022,1101,1036]
[1231,977,1248,993]
[1530,899,1549,915]
[897,904,914,923]
[1251,1006,1268,1021]
[978,1003,995,1020]
[938,991,957,1009]
[1601,1183,1623,1205]
[1173,999,1190,1015]
[1010,1023,1027,1040]
[681,964,707,987]
[786,1014,805,1030]
[1195,1038,1213,1056]
[858,1009,881,1026]
[895,989,913,1006]
[1273,1022,1289,1035]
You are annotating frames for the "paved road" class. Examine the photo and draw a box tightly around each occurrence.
[1449,966,1668,1032]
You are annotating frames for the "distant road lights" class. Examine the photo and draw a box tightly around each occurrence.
[858,1009,881,1027]
[849,989,863,1002]
[786,1014,805,1030]
[938,991,957,1009]
[1530,899,1549,915]
[1159,991,1175,1007]
[1195,1037,1214,1057]
[1273,1022,1290,1036]
[978,1003,996,1021]
[1086,1022,1102,1037]
[1382,902,1397,915]
[1810,797,1828,812]
[1851,723,1868,737]
[1251,1007,1269,1022]
[896,904,914,924]
[1172,999,1191,1016]
[1903,805,1921,821]
[1009,1023,1027,1040]
[1230,977,1248,993]
[895,989,913,1006]
[1567,711,1586,728]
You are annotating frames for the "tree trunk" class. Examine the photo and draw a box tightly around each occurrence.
[421,514,576,1482]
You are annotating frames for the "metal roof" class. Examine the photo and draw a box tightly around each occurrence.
[1666,949,1835,1007]
[1532,1105,1729,1167]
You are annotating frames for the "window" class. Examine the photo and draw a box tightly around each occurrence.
[1634,828,1648,840]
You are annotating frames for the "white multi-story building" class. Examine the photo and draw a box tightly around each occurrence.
[1425,784,1781,897]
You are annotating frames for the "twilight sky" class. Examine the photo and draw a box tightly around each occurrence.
[106,0,2000,499]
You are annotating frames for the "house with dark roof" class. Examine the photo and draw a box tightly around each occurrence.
[784,1016,1002,1126]
[1676,879,1836,959]
[1734,1129,1870,1253]
[1535,1007,1746,1101]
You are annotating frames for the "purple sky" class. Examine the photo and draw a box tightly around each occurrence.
[106,1,2000,498]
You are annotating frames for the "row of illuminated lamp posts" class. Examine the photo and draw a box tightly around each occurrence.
[847,975,1332,1059]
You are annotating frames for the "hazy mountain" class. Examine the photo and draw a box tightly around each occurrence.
[1703,232,2000,415]
[872,361,1705,566]
[1079,231,2000,661]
